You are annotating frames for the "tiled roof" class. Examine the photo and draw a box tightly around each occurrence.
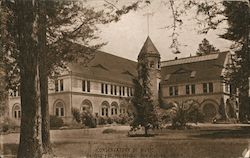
[161,52,229,85]
[68,51,137,85]
[138,36,160,59]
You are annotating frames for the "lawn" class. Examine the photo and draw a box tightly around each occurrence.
[1,124,250,158]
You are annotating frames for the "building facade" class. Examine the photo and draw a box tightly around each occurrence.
[8,37,243,122]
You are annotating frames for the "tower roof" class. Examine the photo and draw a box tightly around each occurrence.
[138,36,160,59]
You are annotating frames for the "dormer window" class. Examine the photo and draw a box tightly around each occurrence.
[190,71,196,78]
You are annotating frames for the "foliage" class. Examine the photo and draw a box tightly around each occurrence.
[221,1,250,121]
[71,108,81,123]
[131,59,159,135]
[0,117,19,133]
[168,102,204,129]
[81,111,97,128]
[196,38,219,56]
[50,115,64,128]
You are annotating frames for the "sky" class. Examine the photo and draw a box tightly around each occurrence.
[88,0,233,62]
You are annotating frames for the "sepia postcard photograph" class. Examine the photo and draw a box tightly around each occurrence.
[0,0,250,157]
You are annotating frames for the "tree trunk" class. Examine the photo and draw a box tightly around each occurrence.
[38,0,53,156]
[16,0,43,157]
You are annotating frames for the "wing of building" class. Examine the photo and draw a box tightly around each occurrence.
[8,37,247,123]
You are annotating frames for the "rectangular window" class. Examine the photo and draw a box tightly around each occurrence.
[87,81,90,92]
[82,80,86,92]
[169,86,178,96]
[209,82,213,93]
[191,84,196,94]
[101,83,104,94]
[186,84,196,95]
[174,86,178,96]
[119,86,121,96]
[169,87,173,96]
[186,85,190,95]
[114,85,117,95]
[127,87,130,96]
[130,88,133,96]
[203,83,208,93]
[55,80,59,92]
[105,84,108,94]
[111,85,113,95]
[60,79,64,91]
[203,83,213,93]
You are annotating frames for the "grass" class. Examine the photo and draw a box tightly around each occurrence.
[2,125,250,158]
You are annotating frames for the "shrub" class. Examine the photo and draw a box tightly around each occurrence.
[50,115,64,128]
[81,111,96,128]
[0,117,19,133]
[71,108,81,123]
[107,117,114,124]
[169,101,204,129]
[118,114,130,125]
[98,116,107,125]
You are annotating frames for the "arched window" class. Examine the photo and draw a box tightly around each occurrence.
[54,101,65,117]
[101,101,109,116]
[111,102,118,115]
[13,104,21,119]
[81,99,93,113]
[120,104,127,114]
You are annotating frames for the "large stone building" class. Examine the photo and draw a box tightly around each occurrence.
[8,36,243,122]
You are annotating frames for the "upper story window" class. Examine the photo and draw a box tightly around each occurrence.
[169,86,178,96]
[105,84,108,94]
[127,87,130,97]
[150,61,155,68]
[203,82,213,93]
[119,86,122,96]
[110,85,113,95]
[60,79,64,91]
[82,80,90,92]
[114,85,117,95]
[101,83,104,94]
[101,83,108,94]
[55,79,63,92]
[186,84,196,95]
[122,86,125,96]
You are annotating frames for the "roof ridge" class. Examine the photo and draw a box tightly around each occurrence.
[161,51,229,63]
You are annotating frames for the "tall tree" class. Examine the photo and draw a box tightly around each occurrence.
[131,58,158,136]
[196,38,219,56]
[1,0,140,157]
[14,0,43,157]
[221,1,250,122]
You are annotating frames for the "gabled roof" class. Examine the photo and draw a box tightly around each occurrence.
[161,51,229,85]
[68,51,137,85]
[138,36,160,59]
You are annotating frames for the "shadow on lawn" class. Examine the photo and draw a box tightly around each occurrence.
[192,126,250,139]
